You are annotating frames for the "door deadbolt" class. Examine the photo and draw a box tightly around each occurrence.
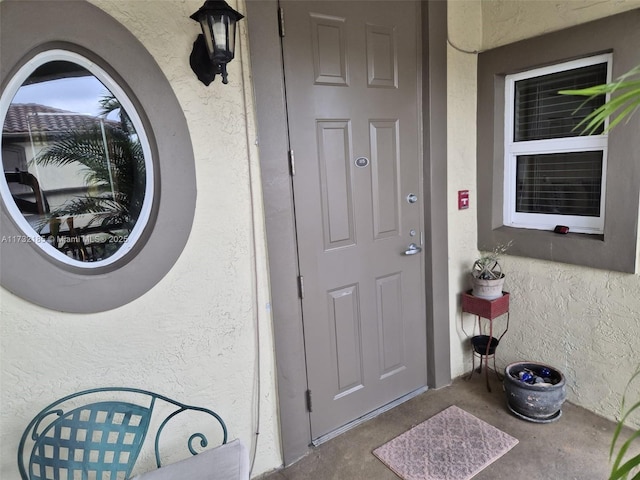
[406,193,418,204]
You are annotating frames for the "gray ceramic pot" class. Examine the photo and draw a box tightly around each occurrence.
[504,361,566,423]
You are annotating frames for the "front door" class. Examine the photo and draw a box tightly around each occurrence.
[281,0,426,440]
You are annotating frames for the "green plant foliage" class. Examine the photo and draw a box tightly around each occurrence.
[609,365,640,480]
[472,241,512,280]
[559,65,640,135]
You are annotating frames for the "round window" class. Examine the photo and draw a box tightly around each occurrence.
[0,50,153,267]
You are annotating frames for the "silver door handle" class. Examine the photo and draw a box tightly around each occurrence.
[404,243,422,255]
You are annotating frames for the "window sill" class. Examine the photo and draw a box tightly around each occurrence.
[483,225,633,273]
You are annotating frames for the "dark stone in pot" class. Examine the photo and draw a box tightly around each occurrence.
[504,361,566,422]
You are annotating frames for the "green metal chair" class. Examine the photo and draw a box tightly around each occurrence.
[18,387,229,480]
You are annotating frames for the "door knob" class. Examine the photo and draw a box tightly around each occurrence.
[404,243,422,255]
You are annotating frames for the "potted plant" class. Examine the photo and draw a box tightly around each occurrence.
[470,242,511,300]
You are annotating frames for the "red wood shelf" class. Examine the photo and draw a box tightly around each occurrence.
[462,290,509,320]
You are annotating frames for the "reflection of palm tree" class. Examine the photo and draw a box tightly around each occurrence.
[34,95,145,257]
[36,126,145,229]
[99,94,135,135]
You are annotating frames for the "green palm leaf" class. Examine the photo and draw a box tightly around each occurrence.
[608,365,640,480]
[559,65,640,135]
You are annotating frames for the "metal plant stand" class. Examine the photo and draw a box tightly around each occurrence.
[462,291,510,392]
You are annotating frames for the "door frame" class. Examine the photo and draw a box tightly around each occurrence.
[245,0,450,466]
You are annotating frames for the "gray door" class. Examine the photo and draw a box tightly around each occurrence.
[282,0,426,440]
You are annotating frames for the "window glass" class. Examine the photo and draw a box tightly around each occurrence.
[1,51,153,267]
[516,151,603,216]
[514,64,607,141]
[504,54,610,234]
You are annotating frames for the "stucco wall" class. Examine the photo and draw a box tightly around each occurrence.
[0,0,281,477]
[447,0,483,385]
[449,0,640,426]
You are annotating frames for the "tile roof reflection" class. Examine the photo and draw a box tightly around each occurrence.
[3,103,118,135]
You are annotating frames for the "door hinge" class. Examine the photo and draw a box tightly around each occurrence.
[297,275,305,299]
[278,7,285,37]
[288,149,295,176]
[305,389,313,412]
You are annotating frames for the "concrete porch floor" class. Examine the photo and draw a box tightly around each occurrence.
[259,372,624,480]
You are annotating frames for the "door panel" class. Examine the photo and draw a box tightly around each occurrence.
[282,0,426,440]
[311,14,348,85]
[377,272,405,377]
[317,120,355,248]
[366,24,397,88]
[329,283,363,396]
[370,120,400,238]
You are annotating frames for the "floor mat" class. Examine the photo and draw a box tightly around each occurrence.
[373,405,518,480]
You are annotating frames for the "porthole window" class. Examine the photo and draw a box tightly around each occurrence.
[1,50,154,267]
[0,0,197,312]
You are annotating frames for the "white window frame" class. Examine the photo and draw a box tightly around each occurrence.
[0,49,155,268]
[503,54,612,234]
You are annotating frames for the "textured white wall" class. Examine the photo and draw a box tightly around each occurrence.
[0,0,281,478]
[447,0,483,383]
[448,0,640,426]
[481,0,640,49]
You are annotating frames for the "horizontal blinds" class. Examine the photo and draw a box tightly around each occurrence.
[516,151,603,217]
[514,63,607,141]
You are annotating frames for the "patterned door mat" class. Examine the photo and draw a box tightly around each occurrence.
[373,405,518,480]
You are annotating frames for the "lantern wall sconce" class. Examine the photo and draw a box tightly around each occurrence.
[190,0,244,85]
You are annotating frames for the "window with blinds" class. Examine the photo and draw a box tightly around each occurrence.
[504,54,610,234]
[514,64,607,141]
[516,151,603,216]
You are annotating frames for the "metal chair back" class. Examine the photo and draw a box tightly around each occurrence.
[18,387,228,480]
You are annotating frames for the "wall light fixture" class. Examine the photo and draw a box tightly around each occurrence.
[189,0,244,85]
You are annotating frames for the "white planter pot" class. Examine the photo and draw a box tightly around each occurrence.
[471,274,505,300]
